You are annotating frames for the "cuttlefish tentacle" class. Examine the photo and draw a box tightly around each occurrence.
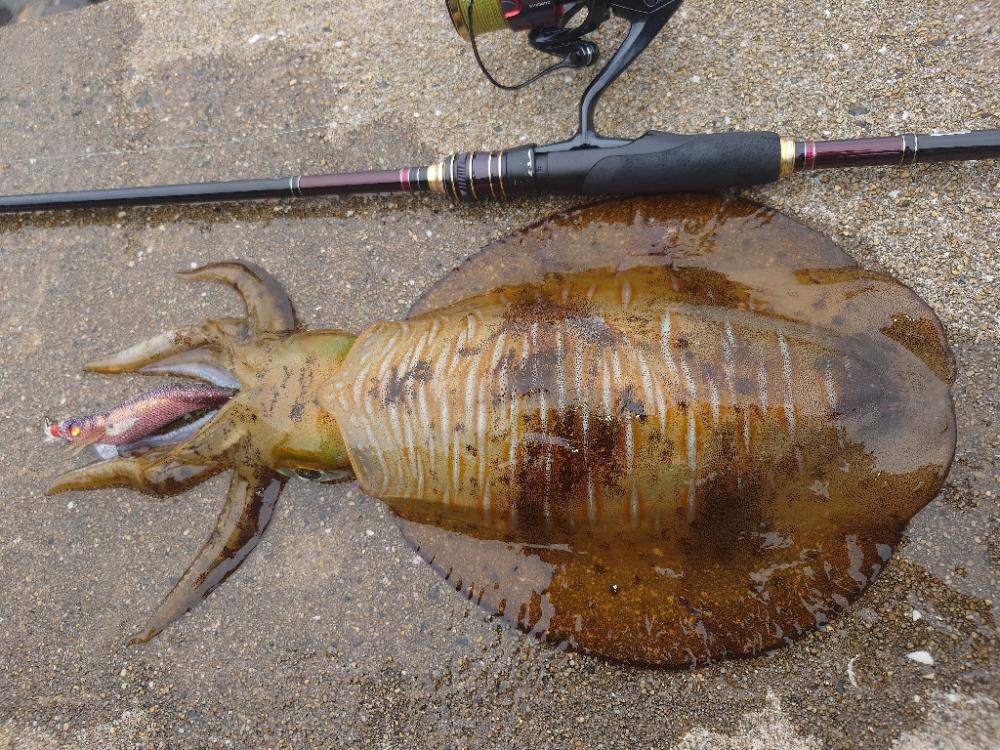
[177,260,299,336]
[118,410,221,454]
[128,455,286,645]
[87,258,298,376]
[44,401,247,496]
[43,446,220,496]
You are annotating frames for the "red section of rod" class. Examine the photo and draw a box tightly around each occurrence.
[298,169,407,196]
[795,130,1000,172]
[803,140,816,170]
[808,136,908,169]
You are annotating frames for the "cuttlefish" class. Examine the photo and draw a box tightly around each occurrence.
[44,195,955,666]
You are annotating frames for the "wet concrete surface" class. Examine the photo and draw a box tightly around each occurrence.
[0,1,997,747]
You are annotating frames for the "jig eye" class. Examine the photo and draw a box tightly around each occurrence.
[68,424,82,439]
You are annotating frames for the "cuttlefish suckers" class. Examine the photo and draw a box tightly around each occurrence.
[43,195,955,666]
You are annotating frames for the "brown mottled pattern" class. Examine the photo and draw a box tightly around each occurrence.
[323,196,956,666]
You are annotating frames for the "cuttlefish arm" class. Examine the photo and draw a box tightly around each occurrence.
[128,456,286,645]
[178,261,298,336]
[45,261,304,644]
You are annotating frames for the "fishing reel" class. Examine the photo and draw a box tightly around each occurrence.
[445,0,684,147]
[445,0,609,85]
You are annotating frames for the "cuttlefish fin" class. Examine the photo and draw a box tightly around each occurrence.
[178,261,299,337]
[396,519,557,638]
[397,514,892,667]
[129,460,286,645]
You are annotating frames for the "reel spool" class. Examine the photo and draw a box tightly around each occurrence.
[444,0,684,146]
[445,0,607,88]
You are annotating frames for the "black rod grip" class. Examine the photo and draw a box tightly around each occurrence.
[535,131,781,194]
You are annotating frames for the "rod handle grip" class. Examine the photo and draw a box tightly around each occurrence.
[537,131,782,194]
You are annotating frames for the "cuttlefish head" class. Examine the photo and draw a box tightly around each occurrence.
[44,261,356,645]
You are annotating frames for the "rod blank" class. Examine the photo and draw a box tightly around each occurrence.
[0,177,299,213]
[0,129,997,215]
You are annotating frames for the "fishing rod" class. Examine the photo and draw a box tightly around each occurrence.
[1,0,997,214]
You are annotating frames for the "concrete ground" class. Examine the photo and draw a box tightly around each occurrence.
[0,1,997,747]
